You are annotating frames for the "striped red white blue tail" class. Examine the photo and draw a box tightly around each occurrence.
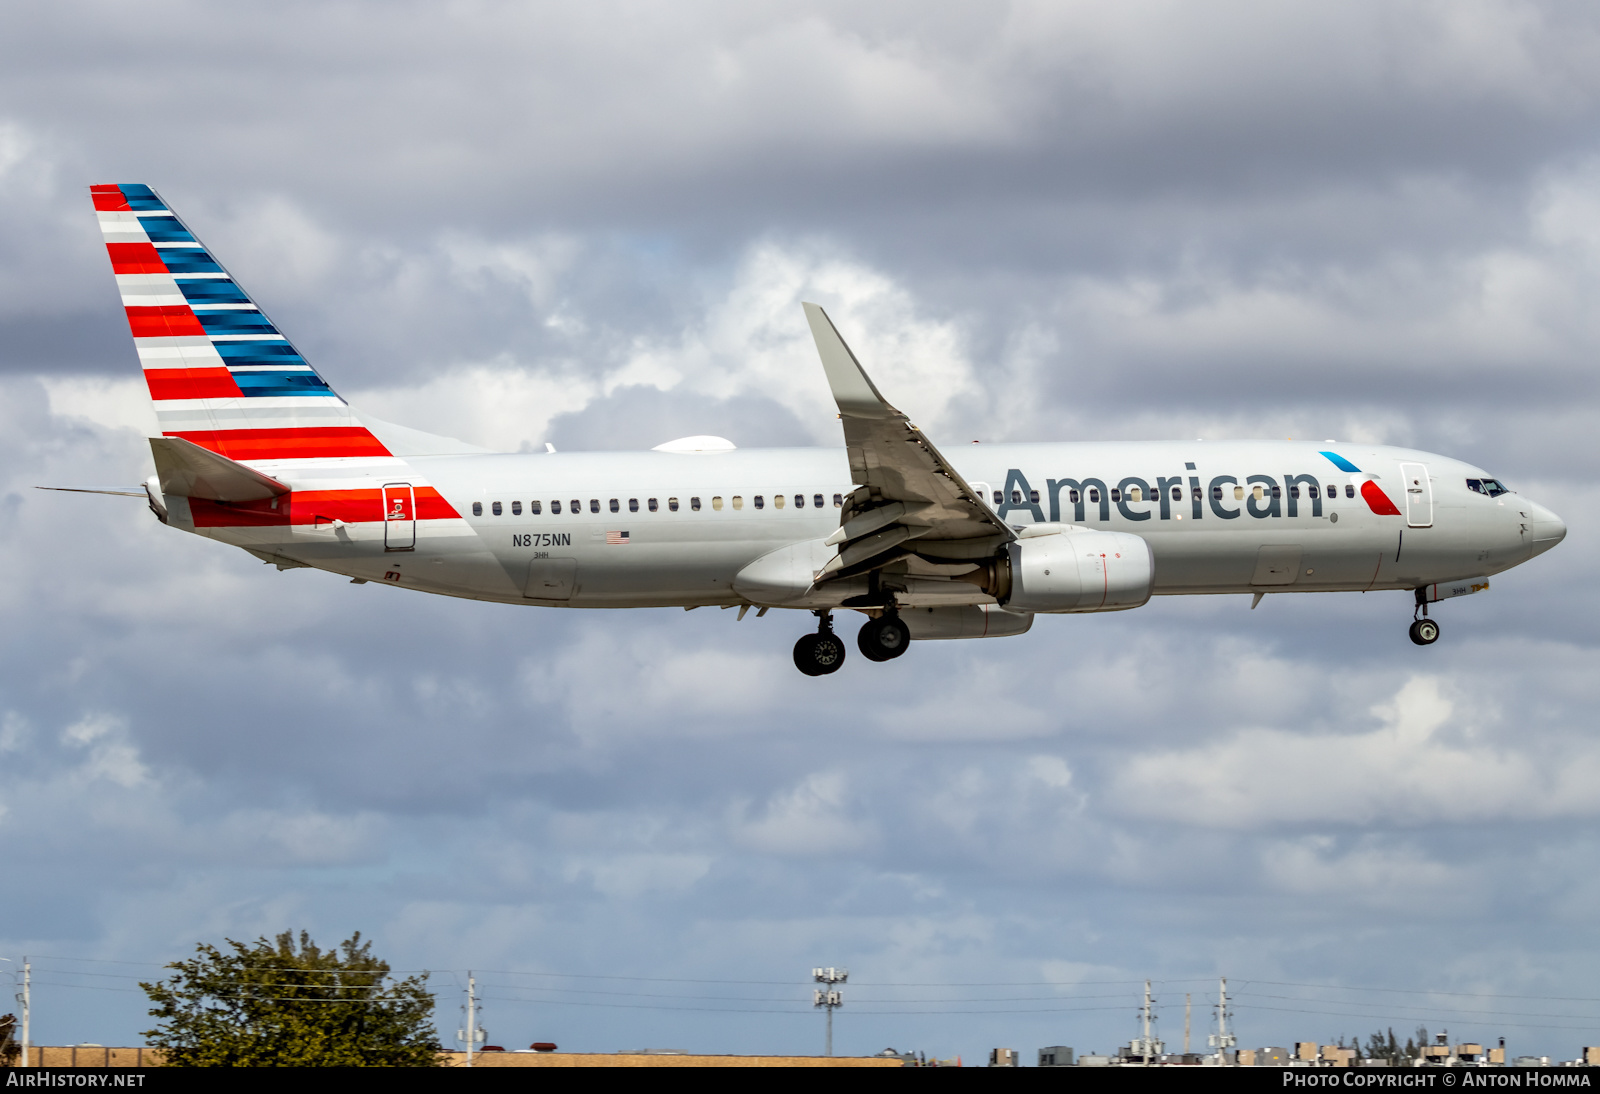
[93,183,392,466]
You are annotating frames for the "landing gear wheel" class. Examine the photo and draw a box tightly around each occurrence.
[1408,619,1440,646]
[857,615,911,662]
[793,631,847,676]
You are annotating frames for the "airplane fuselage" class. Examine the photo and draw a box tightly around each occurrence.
[164,439,1561,609]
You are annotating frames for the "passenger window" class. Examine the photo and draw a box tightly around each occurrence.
[731,496,742,510]
[1111,488,1122,502]
[629,498,639,512]
[552,500,562,514]
[589,499,600,514]
[648,498,658,512]
[833,494,843,507]
[754,496,765,509]
[816,494,826,508]
[1288,487,1298,500]
[1192,487,1202,500]
[610,498,619,513]
[691,497,701,511]
[1171,486,1182,501]
[1212,487,1223,501]
[492,501,502,516]
[1308,486,1318,500]
[993,490,1003,505]
[773,494,784,509]
[713,496,724,511]
[794,494,805,508]
[1088,488,1100,503]
[530,500,541,515]
[1271,485,1281,499]
[1127,486,1141,502]
[1234,486,1245,501]
[570,499,580,514]
[1011,489,1022,504]
[1069,489,1080,503]
[1029,489,1040,503]
[472,502,483,516]
[668,497,679,512]
[512,500,523,515]
[1345,485,1355,498]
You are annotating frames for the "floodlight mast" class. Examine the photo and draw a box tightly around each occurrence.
[813,967,847,1057]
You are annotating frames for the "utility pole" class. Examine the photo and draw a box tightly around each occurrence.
[1185,993,1191,1054]
[1209,977,1236,1064]
[813,967,846,1057]
[1131,980,1163,1065]
[20,958,28,1070]
[458,972,484,1067]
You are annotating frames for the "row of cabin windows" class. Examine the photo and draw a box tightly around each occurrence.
[1035,483,1361,505]
[472,493,846,517]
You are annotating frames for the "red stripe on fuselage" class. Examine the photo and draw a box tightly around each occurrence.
[144,368,243,400]
[1361,480,1402,516]
[188,487,459,528]
[126,305,206,338]
[106,242,167,274]
[167,427,393,461]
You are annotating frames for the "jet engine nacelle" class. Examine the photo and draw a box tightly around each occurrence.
[1003,525,1153,613]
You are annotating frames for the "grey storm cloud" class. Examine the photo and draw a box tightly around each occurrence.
[1,0,1598,1062]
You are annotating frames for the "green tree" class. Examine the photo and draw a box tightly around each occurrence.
[141,931,443,1067]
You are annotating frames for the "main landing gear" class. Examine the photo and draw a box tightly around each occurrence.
[793,612,848,676]
[857,612,910,663]
[792,610,913,675]
[1409,589,1440,646]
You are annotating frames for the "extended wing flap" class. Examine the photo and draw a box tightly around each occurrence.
[802,303,1011,577]
[149,436,291,502]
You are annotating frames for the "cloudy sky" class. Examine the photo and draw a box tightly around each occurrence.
[3,0,1599,1062]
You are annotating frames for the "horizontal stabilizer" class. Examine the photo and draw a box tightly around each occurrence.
[149,436,291,502]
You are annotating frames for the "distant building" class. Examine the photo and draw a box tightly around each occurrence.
[1037,1046,1073,1067]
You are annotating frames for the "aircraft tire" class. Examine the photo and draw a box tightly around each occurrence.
[1408,619,1440,646]
[794,632,847,676]
[857,616,911,662]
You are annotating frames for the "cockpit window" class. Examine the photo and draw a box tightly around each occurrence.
[1467,478,1510,497]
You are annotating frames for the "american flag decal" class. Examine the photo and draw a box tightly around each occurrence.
[606,530,630,545]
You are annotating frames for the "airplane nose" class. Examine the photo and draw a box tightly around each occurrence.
[1525,499,1566,557]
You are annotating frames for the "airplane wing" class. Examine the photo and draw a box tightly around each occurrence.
[802,302,1014,582]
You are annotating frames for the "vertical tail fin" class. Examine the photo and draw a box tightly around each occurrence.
[92,184,392,466]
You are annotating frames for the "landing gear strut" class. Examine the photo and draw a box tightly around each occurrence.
[793,611,847,676]
[1409,591,1440,646]
[857,612,911,662]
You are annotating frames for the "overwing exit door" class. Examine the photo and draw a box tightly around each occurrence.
[382,483,416,551]
[1398,462,1433,528]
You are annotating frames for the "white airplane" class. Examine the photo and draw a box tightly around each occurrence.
[81,184,1566,675]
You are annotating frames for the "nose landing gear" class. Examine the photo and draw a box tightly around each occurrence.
[1408,618,1440,645]
[857,612,911,662]
[793,611,848,676]
[1409,589,1440,645]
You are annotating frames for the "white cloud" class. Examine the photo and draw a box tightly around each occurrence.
[732,771,876,856]
[1110,676,1600,828]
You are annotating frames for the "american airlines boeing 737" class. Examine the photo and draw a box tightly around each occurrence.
[81,183,1567,675]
